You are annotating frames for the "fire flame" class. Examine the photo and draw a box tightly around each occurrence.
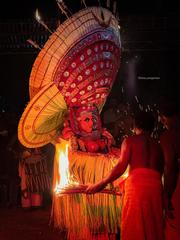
[54,141,79,195]
[54,142,70,194]
[54,140,128,195]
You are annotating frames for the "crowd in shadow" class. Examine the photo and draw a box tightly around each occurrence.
[0,112,54,209]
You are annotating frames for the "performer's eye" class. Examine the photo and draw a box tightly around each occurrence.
[85,117,90,122]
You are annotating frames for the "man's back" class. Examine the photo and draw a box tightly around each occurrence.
[120,134,164,240]
[125,134,164,174]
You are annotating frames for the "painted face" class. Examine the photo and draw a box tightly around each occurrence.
[69,104,102,138]
[78,113,94,133]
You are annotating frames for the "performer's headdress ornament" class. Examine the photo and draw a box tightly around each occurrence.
[18,4,121,148]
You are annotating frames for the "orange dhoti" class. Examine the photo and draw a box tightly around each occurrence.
[121,168,164,240]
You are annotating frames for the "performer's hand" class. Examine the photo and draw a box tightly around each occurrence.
[102,128,115,147]
[62,127,74,140]
[85,181,107,194]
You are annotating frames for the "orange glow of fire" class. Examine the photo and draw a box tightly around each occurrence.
[54,142,79,194]
[54,143,70,194]
[118,167,129,186]
[122,170,129,179]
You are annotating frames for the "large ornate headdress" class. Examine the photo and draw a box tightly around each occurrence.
[18,3,121,148]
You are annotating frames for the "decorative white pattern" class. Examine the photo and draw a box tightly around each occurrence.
[80,55,85,61]
[71,62,76,68]
[87,49,92,55]
[78,75,83,81]
[101,93,106,98]
[87,85,92,91]
[92,65,97,71]
[106,61,110,68]
[85,69,90,75]
[80,90,85,95]
[64,71,69,77]
[71,98,77,103]
[70,83,76,88]
[105,78,109,84]
[59,81,64,86]
[103,52,111,59]
[100,62,104,69]
[94,46,98,52]
[100,80,104,86]
[88,97,93,101]
[65,92,70,97]
[94,82,98,87]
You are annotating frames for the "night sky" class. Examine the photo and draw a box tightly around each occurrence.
[0,0,178,20]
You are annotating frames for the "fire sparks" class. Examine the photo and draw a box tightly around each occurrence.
[35,9,41,22]
[35,9,53,34]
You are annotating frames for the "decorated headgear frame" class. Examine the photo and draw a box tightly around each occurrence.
[18,5,121,148]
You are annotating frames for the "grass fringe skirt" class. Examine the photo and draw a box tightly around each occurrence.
[50,140,123,240]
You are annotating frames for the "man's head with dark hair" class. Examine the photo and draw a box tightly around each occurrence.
[158,100,180,130]
[133,111,155,133]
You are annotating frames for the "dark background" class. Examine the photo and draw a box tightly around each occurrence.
[0,0,177,19]
[0,0,180,118]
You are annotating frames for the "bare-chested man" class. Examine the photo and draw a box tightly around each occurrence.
[159,101,180,240]
[86,111,164,240]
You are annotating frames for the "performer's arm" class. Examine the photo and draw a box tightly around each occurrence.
[86,138,130,193]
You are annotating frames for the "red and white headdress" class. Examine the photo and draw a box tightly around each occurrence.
[18,6,121,148]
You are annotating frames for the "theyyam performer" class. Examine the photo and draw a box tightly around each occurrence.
[18,1,123,239]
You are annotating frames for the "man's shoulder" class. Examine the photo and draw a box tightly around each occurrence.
[127,135,143,140]
[125,135,136,144]
[127,135,159,145]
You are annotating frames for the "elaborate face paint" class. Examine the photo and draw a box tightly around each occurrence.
[69,104,102,139]
[78,113,94,133]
